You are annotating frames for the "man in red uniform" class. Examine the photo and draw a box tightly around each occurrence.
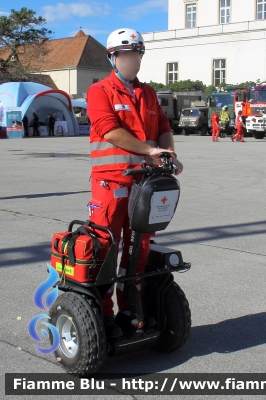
[211,110,220,142]
[231,110,245,142]
[87,28,183,338]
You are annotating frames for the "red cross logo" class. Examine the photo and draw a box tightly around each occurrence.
[131,34,136,39]
[161,196,168,204]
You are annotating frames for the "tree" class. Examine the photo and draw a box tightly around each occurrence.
[0,7,52,81]
[148,81,166,91]
[167,79,205,92]
[148,79,206,92]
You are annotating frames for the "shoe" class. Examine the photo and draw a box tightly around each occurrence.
[215,139,219,142]
[231,136,234,142]
[103,316,123,338]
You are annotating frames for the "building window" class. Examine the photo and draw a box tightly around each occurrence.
[186,3,196,28]
[167,63,178,84]
[220,0,230,24]
[213,59,226,86]
[257,0,266,19]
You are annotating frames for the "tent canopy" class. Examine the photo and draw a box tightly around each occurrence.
[0,82,79,135]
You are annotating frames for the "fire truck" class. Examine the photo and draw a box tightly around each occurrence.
[234,82,266,139]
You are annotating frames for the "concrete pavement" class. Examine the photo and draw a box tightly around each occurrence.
[0,135,265,399]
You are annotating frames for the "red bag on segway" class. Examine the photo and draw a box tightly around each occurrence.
[50,222,110,282]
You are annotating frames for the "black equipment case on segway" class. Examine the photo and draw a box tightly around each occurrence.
[49,153,191,374]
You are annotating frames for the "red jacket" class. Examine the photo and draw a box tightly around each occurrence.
[236,114,243,126]
[211,113,219,128]
[87,71,171,184]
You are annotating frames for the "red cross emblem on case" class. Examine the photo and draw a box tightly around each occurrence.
[131,34,136,39]
[161,196,168,204]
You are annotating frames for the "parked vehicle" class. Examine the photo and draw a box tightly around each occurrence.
[207,88,236,136]
[157,90,202,133]
[179,101,209,136]
[234,83,266,139]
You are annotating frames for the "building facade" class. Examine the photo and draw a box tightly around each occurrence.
[138,0,266,86]
[0,30,111,95]
[36,31,111,95]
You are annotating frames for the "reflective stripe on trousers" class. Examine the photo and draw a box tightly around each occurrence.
[116,266,142,292]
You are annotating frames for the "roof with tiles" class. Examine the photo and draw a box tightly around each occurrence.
[0,30,111,72]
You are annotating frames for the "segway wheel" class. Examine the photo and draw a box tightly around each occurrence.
[153,282,191,353]
[49,292,106,374]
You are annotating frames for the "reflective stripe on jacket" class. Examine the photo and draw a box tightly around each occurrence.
[236,115,242,126]
[87,70,171,175]
[90,140,157,167]
[220,110,230,122]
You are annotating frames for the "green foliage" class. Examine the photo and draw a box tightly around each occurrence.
[148,81,165,91]
[204,85,216,95]
[148,79,205,92]
[148,79,264,95]
[236,81,257,88]
[167,79,205,92]
[0,7,52,81]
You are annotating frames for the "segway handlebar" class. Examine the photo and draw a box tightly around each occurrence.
[123,167,153,176]
[123,152,177,176]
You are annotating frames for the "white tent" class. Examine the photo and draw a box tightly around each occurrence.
[0,82,79,137]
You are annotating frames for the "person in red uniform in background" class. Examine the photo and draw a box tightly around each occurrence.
[211,110,220,142]
[231,110,245,142]
[87,28,183,338]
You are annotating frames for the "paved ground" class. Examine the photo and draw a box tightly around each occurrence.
[0,135,265,399]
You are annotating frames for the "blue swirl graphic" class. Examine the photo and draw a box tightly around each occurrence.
[28,313,60,354]
[34,264,59,310]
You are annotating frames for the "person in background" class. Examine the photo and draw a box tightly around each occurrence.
[211,110,220,142]
[45,114,50,126]
[22,115,29,137]
[49,113,56,136]
[231,110,245,142]
[32,112,39,137]
[220,105,230,138]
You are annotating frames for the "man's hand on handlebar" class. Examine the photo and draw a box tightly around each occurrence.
[171,154,183,175]
[147,147,183,175]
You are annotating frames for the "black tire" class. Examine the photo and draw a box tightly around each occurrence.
[253,132,265,139]
[182,129,190,136]
[49,292,106,374]
[200,125,208,136]
[153,282,191,353]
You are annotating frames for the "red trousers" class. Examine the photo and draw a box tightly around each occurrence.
[212,126,220,141]
[232,126,244,141]
[88,177,152,316]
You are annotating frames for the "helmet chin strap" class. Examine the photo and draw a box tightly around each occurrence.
[109,54,134,84]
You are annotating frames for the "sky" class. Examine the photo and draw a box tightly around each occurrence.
[0,1,168,46]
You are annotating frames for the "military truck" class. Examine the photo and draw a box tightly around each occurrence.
[178,101,210,136]
[157,90,202,133]
[207,89,236,135]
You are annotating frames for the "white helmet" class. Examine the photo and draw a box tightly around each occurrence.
[106,28,145,58]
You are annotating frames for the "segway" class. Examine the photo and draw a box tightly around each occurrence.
[49,152,191,374]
